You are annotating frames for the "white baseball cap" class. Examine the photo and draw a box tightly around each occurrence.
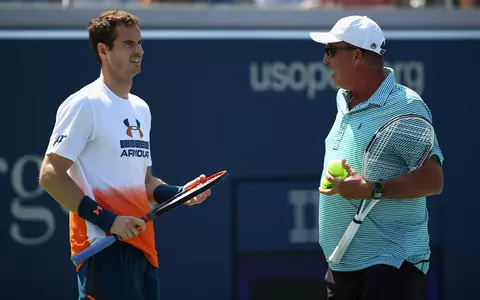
[310,15,386,55]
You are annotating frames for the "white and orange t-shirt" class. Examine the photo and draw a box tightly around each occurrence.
[46,78,157,269]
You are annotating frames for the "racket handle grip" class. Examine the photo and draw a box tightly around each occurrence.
[328,220,361,264]
[71,235,117,266]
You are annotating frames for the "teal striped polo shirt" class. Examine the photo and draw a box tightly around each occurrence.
[319,67,444,274]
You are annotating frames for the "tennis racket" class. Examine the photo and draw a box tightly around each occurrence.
[71,170,228,266]
[328,114,435,264]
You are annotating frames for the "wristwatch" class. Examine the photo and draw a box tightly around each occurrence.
[372,181,384,200]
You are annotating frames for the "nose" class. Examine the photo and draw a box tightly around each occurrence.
[136,44,144,56]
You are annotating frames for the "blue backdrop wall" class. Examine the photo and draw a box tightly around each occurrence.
[1,32,478,300]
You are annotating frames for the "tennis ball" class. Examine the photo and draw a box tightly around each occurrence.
[327,160,348,179]
[320,178,335,189]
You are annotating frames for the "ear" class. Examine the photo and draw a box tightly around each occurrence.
[353,49,363,65]
[97,42,108,61]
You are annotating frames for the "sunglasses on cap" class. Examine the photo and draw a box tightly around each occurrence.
[325,45,363,57]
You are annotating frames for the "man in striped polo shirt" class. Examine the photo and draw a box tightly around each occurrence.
[309,16,444,300]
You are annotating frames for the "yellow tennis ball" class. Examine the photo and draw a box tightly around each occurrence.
[320,178,335,189]
[327,160,348,179]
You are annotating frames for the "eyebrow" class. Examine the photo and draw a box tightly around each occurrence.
[122,39,143,44]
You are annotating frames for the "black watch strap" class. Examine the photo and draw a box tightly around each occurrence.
[372,181,383,200]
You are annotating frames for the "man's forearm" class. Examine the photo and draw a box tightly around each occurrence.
[146,176,166,203]
[379,158,443,200]
[147,177,184,204]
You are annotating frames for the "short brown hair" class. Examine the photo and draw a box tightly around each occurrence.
[88,10,140,64]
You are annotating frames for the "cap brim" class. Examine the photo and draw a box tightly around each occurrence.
[309,32,342,44]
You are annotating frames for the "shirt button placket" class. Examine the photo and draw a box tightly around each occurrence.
[333,114,350,150]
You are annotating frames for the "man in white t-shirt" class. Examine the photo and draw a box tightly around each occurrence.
[39,9,211,300]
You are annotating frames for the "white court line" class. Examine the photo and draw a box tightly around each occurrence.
[0,29,479,40]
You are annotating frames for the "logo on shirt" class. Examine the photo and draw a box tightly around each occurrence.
[53,134,67,147]
[123,119,144,138]
[120,118,149,159]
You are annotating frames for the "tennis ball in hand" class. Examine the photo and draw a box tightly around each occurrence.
[320,178,335,189]
[327,160,348,179]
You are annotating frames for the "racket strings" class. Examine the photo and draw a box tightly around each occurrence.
[393,118,434,170]
[364,118,434,182]
[388,121,432,138]
[364,120,399,170]
[357,122,399,216]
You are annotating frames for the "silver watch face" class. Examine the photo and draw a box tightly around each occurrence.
[374,192,382,199]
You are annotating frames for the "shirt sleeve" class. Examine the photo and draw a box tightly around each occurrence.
[45,94,95,162]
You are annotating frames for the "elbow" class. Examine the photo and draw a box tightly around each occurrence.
[38,165,55,191]
[435,177,444,195]
[38,170,50,190]
[425,160,444,196]
[429,172,444,196]
[431,183,443,196]
[38,154,73,194]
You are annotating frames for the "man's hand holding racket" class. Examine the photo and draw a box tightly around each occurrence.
[71,170,228,266]
[110,216,147,240]
[182,174,212,206]
[319,159,373,200]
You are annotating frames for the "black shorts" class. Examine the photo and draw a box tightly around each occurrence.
[77,241,159,300]
[325,261,427,300]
